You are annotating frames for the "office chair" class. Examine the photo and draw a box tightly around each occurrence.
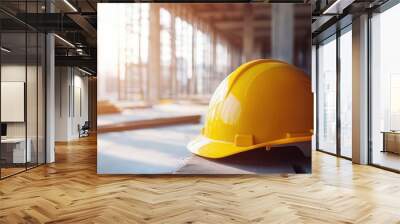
[79,121,90,138]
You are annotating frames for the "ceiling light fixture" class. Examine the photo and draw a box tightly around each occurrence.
[63,0,78,12]
[322,0,355,15]
[1,47,11,53]
[78,67,93,76]
[76,49,84,55]
[54,34,75,48]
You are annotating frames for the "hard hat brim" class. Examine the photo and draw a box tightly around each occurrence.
[187,135,312,159]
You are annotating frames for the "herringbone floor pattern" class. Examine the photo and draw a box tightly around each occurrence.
[1,136,400,223]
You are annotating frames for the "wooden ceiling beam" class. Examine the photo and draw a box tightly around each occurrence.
[214,20,309,30]
[195,7,270,19]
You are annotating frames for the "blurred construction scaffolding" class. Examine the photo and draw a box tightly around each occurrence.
[98,3,311,109]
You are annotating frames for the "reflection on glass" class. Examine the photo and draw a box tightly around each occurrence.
[340,29,352,158]
[371,4,400,171]
[318,37,337,154]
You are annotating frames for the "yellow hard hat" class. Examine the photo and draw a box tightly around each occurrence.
[187,59,313,159]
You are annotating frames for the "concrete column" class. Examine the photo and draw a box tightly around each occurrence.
[352,14,369,164]
[45,0,55,163]
[242,5,254,62]
[147,4,161,104]
[271,4,293,64]
[46,32,55,163]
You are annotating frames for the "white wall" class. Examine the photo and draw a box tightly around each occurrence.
[55,66,70,141]
[1,65,39,138]
[72,73,89,138]
[1,65,26,139]
[55,67,89,141]
[1,63,46,164]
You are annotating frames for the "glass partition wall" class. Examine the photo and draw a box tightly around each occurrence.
[316,0,400,171]
[339,27,352,158]
[316,26,352,159]
[370,2,400,171]
[0,3,46,179]
[1,31,27,177]
[317,35,337,154]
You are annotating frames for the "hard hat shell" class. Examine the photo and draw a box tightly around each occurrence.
[187,59,313,159]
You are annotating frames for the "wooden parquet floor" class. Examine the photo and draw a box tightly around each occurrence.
[1,135,400,223]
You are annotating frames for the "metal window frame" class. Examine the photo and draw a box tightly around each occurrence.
[0,0,47,180]
[315,0,400,173]
[315,21,353,161]
[367,0,400,173]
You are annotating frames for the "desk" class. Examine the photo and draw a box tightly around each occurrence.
[382,131,400,154]
[1,138,31,163]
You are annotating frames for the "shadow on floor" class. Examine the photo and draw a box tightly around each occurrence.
[176,146,311,174]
